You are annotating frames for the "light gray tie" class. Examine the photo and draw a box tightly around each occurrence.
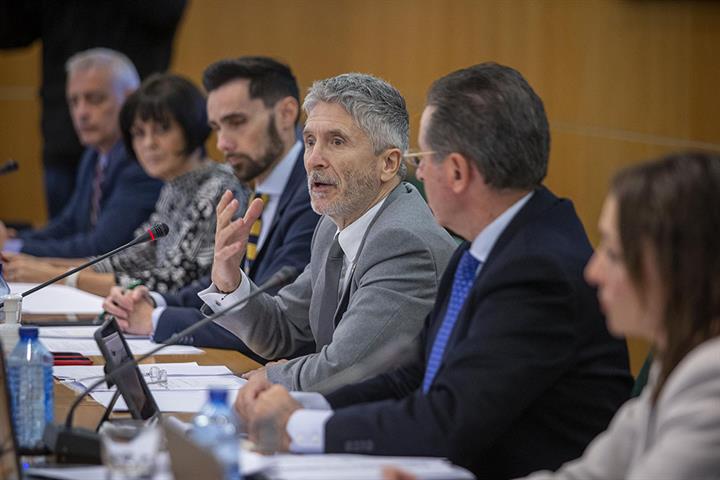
[315,235,344,350]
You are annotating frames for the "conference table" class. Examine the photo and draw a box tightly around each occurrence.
[53,343,261,429]
[31,314,474,479]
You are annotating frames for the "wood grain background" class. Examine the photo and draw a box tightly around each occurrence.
[2,0,719,373]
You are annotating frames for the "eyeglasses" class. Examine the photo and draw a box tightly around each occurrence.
[402,150,436,168]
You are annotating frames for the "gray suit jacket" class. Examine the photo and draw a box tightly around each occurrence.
[521,336,720,480]
[213,182,456,390]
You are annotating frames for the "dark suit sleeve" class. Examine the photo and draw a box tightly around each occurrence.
[161,276,210,309]
[18,183,83,244]
[19,163,161,258]
[326,325,428,408]
[324,254,584,459]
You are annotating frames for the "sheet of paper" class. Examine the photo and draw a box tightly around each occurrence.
[264,454,475,480]
[26,452,174,480]
[8,282,104,315]
[91,387,245,413]
[40,325,148,340]
[26,451,266,479]
[56,362,245,412]
[40,337,203,356]
[53,362,211,381]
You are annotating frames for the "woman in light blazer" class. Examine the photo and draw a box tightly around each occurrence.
[518,151,720,480]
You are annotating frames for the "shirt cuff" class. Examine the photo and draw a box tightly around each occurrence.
[289,391,332,410]
[197,270,251,313]
[287,409,333,453]
[150,292,167,308]
[150,306,167,337]
[3,238,22,253]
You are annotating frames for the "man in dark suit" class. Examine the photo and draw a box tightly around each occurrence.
[0,48,162,259]
[236,63,633,479]
[102,57,320,357]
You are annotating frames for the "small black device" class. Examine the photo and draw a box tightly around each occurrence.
[94,317,159,420]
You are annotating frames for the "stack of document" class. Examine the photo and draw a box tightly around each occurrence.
[249,451,474,480]
[54,362,246,413]
[39,325,203,356]
[9,282,104,315]
[26,451,474,480]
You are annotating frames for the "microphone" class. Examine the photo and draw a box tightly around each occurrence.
[0,159,18,176]
[133,222,169,244]
[308,334,417,396]
[43,266,299,463]
[0,223,170,309]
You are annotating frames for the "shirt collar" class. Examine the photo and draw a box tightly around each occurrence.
[255,141,302,196]
[97,140,123,169]
[469,191,534,264]
[337,196,387,263]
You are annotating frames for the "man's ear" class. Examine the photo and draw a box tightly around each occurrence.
[275,97,299,130]
[446,153,473,194]
[379,148,402,182]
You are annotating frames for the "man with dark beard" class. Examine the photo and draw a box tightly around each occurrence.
[102,57,319,360]
[201,73,457,390]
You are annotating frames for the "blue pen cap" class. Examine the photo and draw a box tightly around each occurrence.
[19,326,39,340]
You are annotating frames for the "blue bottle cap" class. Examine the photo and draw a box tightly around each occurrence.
[18,326,39,340]
[209,388,228,404]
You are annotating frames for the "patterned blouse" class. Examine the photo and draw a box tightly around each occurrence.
[93,161,249,293]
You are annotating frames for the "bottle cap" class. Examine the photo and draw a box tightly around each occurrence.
[209,388,228,404]
[18,326,38,340]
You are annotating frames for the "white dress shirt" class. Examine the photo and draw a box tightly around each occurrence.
[285,191,534,453]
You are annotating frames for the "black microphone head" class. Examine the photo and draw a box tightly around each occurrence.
[0,159,18,175]
[148,223,170,241]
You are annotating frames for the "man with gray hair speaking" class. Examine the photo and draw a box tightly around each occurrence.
[200,73,456,391]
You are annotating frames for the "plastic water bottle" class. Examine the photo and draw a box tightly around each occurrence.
[191,388,241,480]
[0,263,10,322]
[7,326,54,450]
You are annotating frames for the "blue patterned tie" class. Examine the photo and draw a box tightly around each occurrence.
[422,250,480,394]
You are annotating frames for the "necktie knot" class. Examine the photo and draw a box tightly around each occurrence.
[456,250,480,285]
[327,235,344,260]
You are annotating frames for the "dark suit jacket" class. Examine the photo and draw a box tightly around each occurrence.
[152,150,319,359]
[17,142,162,258]
[323,187,633,479]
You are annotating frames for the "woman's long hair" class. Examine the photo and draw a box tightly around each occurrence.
[611,152,720,402]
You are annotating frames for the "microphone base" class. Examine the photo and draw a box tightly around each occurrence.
[43,423,101,464]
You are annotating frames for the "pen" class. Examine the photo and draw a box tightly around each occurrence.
[98,280,156,322]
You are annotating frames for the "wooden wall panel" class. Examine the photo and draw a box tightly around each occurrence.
[1,0,719,373]
[0,43,45,225]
